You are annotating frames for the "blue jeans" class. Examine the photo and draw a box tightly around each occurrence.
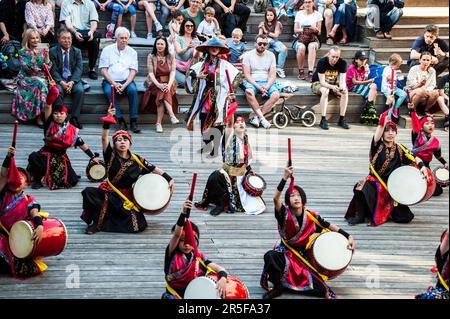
[159,6,170,29]
[383,88,407,117]
[268,40,287,69]
[376,8,403,33]
[102,80,139,120]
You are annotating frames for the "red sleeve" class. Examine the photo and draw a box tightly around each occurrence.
[410,111,421,134]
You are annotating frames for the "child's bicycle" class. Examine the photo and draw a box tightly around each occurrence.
[272,97,316,129]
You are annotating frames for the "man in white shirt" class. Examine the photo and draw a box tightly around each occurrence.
[99,27,140,133]
[242,34,280,129]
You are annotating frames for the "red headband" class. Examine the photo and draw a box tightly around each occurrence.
[112,130,132,144]
[53,104,69,114]
[235,116,246,124]
[385,120,398,133]
[420,115,435,127]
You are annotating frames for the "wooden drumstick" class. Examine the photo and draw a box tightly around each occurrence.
[186,173,197,218]
[12,120,18,148]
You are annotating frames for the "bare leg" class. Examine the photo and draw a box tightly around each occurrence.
[261,92,281,115]
[130,14,137,32]
[339,91,349,116]
[163,100,175,118]
[324,9,334,36]
[437,96,450,115]
[116,14,123,28]
[296,43,306,69]
[329,24,340,37]
[368,83,377,102]
[156,101,165,125]
[246,89,263,119]
[320,87,330,117]
[307,42,318,72]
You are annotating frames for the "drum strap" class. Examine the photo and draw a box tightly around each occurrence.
[106,179,140,212]
[369,164,398,207]
[0,222,9,236]
[130,153,148,171]
[304,211,329,250]
[165,283,183,299]
[397,143,416,163]
[437,270,449,291]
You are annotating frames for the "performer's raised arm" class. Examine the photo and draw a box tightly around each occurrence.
[167,199,191,257]
[102,104,116,152]
[274,164,293,214]
[0,147,15,192]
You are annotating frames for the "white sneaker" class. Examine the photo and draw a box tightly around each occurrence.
[249,117,260,128]
[170,116,180,124]
[260,118,271,129]
[156,123,163,133]
[130,31,137,38]
[154,21,163,32]
[147,33,153,40]
[276,68,286,78]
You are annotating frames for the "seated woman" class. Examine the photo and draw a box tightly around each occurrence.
[407,52,450,119]
[0,147,46,279]
[409,107,448,197]
[140,36,179,134]
[195,117,266,216]
[260,164,355,299]
[80,105,174,234]
[94,0,138,39]
[328,0,357,45]
[27,101,98,190]
[11,29,52,127]
[25,0,55,44]
[162,199,229,299]
[345,111,429,226]
[271,0,298,18]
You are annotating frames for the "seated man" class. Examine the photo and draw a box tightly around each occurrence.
[409,24,449,76]
[0,0,27,47]
[49,28,85,129]
[366,0,403,39]
[59,0,100,80]
[99,27,141,133]
[243,34,280,129]
[311,46,350,130]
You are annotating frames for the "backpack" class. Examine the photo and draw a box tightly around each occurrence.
[254,0,268,13]
[0,40,21,79]
[368,64,405,92]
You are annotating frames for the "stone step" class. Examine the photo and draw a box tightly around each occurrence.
[363,24,449,38]
[370,47,411,61]
[357,7,449,25]
[366,36,450,49]
[357,0,448,7]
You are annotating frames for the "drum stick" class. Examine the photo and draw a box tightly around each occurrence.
[288,138,292,167]
[186,173,197,218]
[390,68,395,107]
[406,89,411,104]
[12,120,18,148]
[110,84,115,107]
[43,64,54,82]
[225,69,234,94]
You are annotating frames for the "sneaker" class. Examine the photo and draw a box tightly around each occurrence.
[298,69,305,80]
[106,31,113,39]
[154,21,163,32]
[106,24,114,39]
[130,31,137,38]
[276,68,286,78]
[170,116,180,124]
[260,117,271,129]
[249,117,260,128]
[156,123,163,133]
[147,33,153,40]
[338,118,350,129]
[320,118,329,130]
[307,71,313,82]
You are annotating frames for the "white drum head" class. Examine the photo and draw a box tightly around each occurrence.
[248,176,264,189]
[387,166,427,205]
[313,232,352,271]
[133,174,171,211]
[435,168,449,181]
[89,164,106,180]
[9,221,34,259]
[184,276,220,299]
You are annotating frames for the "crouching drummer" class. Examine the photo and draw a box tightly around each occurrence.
[162,199,229,299]
[0,147,47,278]
[345,111,429,226]
[80,105,174,234]
[195,116,266,216]
[260,165,355,299]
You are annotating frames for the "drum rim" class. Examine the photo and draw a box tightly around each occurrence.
[52,217,69,256]
[9,220,35,259]
[433,167,449,182]
[86,160,107,182]
[387,165,429,205]
[207,274,250,299]
[184,276,220,299]
[312,232,353,271]
[133,174,171,211]
[247,174,266,190]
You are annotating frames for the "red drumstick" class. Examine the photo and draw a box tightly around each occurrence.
[288,138,292,167]
[43,64,54,82]
[186,173,198,218]
[12,120,18,148]
[225,69,238,124]
[100,84,118,124]
[110,84,115,107]
[406,89,411,104]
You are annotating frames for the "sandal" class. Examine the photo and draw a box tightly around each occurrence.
[338,38,349,45]
[326,36,334,45]
[375,31,385,39]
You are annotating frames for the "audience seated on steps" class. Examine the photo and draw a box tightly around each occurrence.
[0,0,27,47]
[93,0,138,40]
[365,0,404,40]
[25,0,56,44]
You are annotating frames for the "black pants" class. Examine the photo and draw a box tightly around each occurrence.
[72,30,100,70]
[56,81,85,118]
[199,113,224,153]
[211,3,251,38]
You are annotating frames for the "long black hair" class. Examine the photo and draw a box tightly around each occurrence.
[179,18,197,36]
[284,185,307,209]
[152,36,170,57]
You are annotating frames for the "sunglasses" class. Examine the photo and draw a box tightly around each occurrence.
[257,42,267,46]
[185,25,194,28]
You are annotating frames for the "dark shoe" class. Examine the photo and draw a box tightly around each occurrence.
[347,213,365,226]
[116,118,128,131]
[194,201,209,211]
[338,118,350,129]
[31,182,43,189]
[262,286,283,299]
[320,118,329,130]
[88,70,98,80]
[130,120,142,134]
[210,205,225,216]
[70,117,83,129]
[85,224,98,235]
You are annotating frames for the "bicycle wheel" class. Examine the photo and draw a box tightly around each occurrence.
[301,110,316,127]
[273,112,289,129]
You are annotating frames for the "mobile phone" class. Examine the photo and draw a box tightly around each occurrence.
[303,25,311,28]
[38,43,50,49]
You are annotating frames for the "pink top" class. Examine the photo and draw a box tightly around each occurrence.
[25,2,54,31]
[346,64,367,91]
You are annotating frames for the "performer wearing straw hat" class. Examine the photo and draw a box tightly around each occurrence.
[80,105,174,234]
[185,37,242,157]
[194,116,266,216]
[27,100,99,190]
[260,161,355,299]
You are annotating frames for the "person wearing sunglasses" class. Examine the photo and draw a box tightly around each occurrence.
[242,34,280,129]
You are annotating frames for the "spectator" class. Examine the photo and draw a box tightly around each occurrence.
[272,0,298,18]
[99,27,141,133]
[227,27,246,68]
[49,28,85,129]
[168,10,184,54]
[140,36,179,133]
[366,0,404,39]
[197,6,220,41]
[210,0,250,38]
[0,0,27,46]
[381,53,407,120]
[258,7,288,78]
[25,0,55,44]
[60,0,101,80]
[11,29,51,127]
[159,0,186,32]
[437,73,449,131]
[294,0,322,82]
[316,0,336,45]
[407,52,449,119]
[94,0,138,39]
[328,0,357,45]
[409,24,449,77]
[173,18,200,86]
[138,0,163,40]
[346,51,378,125]
[311,46,350,130]
[243,34,280,129]
[181,0,204,27]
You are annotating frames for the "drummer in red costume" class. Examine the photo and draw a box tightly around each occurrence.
[27,101,99,190]
[162,199,228,299]
[409,106,448,197]
[345,111,429,226]
[0,147,46,278]
[260,165,355,299]
[80,105,174,234]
